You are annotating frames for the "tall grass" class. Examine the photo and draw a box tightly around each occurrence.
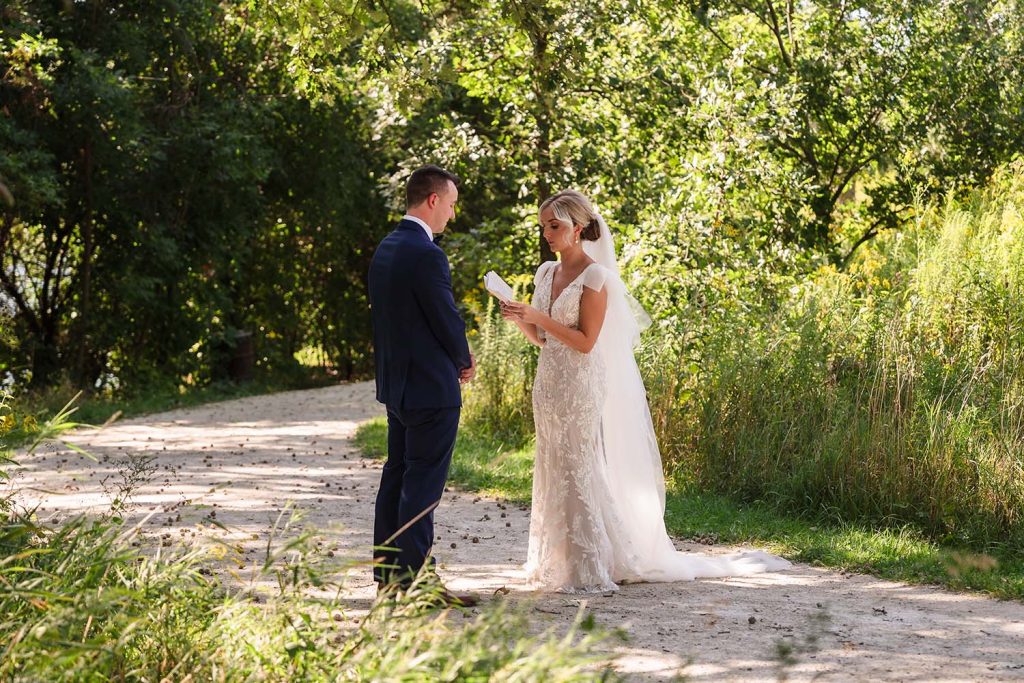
[0,511,612,680]
[462,162,1024,553]
[462,295,539,446]
[665,162,1024,550]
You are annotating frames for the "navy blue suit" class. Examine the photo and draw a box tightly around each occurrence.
[368,219,472,584]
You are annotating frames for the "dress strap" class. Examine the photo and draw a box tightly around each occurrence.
[581,263,608,292]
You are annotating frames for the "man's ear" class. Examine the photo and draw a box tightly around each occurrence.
[426,192,439,209]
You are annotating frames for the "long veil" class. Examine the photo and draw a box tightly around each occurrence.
[583,216,791,581]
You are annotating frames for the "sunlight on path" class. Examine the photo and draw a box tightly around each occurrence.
[7,381,1024,681]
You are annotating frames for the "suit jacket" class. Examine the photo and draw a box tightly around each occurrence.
[368,219,472,409]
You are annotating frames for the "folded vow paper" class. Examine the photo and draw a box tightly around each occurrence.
[483,271,514,303]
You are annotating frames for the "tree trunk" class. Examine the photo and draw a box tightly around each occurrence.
[72,137,96,386]
[29,325,61,388]
[529,19,556,266]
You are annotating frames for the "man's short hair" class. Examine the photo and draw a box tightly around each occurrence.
[406,165,460,209]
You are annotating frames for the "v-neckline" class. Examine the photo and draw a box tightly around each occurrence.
[547,262,593,315]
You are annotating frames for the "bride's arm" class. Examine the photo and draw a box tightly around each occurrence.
[500,263,548,347]
[507,315,548,348]
[501,304,545,347]
[504,287,608,354]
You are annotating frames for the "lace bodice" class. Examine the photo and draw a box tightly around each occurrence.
[531,261,608,341]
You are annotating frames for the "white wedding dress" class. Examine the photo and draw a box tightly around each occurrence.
[524,222,791,594]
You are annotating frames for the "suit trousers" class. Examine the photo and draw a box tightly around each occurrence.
[372,404,460,584]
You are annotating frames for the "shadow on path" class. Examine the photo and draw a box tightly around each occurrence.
[7,381,1023,681]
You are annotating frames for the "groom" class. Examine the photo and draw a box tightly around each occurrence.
[368,164,478,606]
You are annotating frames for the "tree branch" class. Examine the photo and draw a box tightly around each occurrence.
[827,108,882,196]
[763,0,793,69]
[829,0,848,45]
[829,150,877,208]
[839,206,911,268]
[455,49,507,74]
[786,0,796,59]
[698,20,776,77]
[0,249,43,337]
[776,136,813,166]
[0,212,11,254]
[51,225,74,313]
[12,238,45,327]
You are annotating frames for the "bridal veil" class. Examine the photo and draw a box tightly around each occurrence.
[583,215,791,581]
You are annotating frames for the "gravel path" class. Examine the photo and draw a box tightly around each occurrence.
[8,381,1024,681]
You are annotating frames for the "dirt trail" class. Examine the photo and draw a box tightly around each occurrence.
[8,381,1024,681]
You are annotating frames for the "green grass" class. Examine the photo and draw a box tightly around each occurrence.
[650,165,1024,552]
[356,416,1024,601]
[663,488,1024,599]
[0,509,613,681]
[354,417,535,504]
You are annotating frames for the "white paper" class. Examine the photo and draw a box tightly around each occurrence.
[483,271,514,303]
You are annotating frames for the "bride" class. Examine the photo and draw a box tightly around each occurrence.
[501,189,791,593]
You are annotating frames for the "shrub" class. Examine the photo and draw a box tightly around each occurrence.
[676,162,1024,549]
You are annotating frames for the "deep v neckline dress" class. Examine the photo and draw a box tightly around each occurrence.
[524,260,621,593]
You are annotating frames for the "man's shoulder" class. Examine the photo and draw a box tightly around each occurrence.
[371,229,443,275]
[375,226,431,253]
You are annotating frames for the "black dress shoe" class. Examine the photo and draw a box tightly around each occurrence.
[376,576,480,607]
[435,587,480,607]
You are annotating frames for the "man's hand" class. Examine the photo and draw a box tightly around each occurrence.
[459,353,476,384]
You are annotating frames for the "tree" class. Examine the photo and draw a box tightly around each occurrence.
[0,1,383,388]
[687,0,1024,262]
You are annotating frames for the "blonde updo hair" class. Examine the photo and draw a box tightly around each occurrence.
[539,190,601,241]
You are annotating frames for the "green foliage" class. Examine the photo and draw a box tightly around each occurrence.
[677,161,1024,550]
[4,0,1024,403]
[462,295,539,446]
[1,1,383,391]
[0,391,40,450]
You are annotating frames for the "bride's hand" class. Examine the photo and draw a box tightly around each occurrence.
[499,301,519,321]
[502,301,542,324]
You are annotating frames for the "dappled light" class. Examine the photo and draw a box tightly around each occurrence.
[5,382,1021,680]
